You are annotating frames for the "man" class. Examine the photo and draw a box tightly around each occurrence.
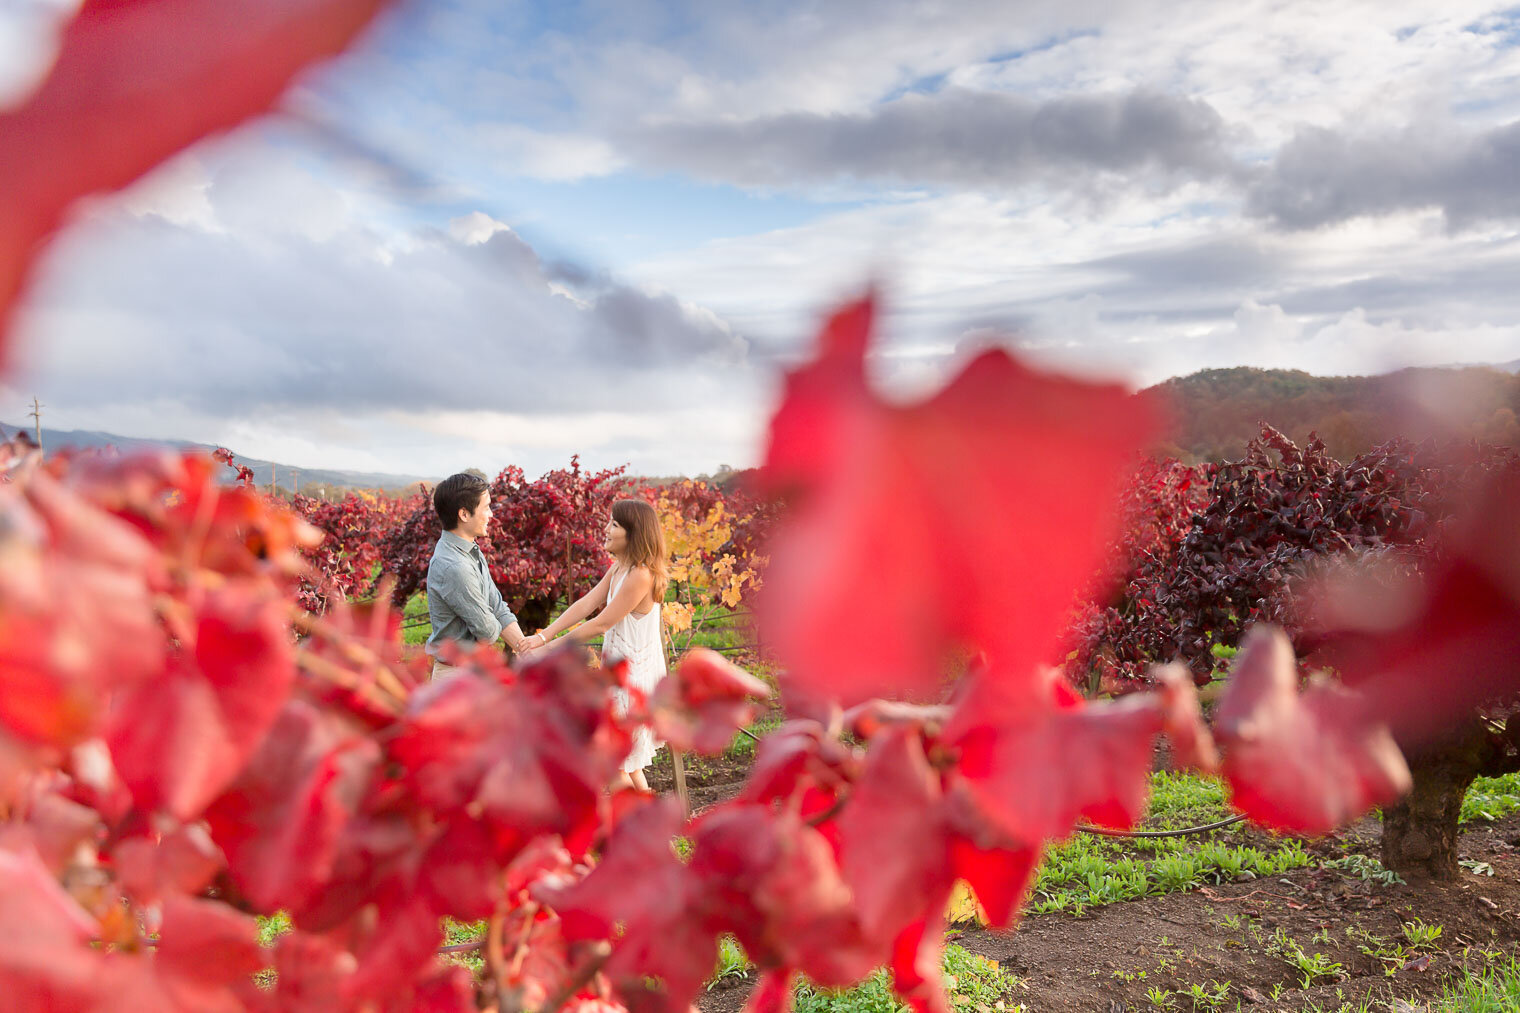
[425,472,528,678]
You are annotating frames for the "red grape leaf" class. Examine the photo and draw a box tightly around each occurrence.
[946,836,1039,930]
[390,666,615,856]
[0,469,166,748]
[411,966,480,1013]
[888,900,952,1013]
[757,294,1160,707]
[108,894,267,1013]
[10,790,101,875]
[112,823,223,905]
[0,843,104,1012]
[340,882,443,1005]
[205,699,378,912]
[692,804,875,989]
[417,816,499,920]
[538,796,714,1013]
[948,668,1166,843]
[736,721,860,807]
[1214,627,1411,836]
[744,970,796,1013]
[1309,467,1520,746]
[0,0,393,349]
[836,726,952,946]
[652,647,771,754]
[261,931,349,1013]
[108,588,295,819]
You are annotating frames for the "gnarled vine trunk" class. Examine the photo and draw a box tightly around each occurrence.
[1381,718,1516,879]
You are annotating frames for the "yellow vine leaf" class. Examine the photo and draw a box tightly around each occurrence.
[945,880,989,927]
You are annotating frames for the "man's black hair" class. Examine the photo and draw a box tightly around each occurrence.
[433,472,490,531]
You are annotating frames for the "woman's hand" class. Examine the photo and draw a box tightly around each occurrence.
[518,632,548,657]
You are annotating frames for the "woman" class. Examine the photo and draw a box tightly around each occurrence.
[519,498,668,791]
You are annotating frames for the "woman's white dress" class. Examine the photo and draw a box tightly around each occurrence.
[603,566,667,773]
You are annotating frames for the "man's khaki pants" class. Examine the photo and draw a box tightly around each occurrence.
[431,660,464,681]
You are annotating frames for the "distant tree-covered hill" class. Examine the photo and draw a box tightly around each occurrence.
[0,421,433,495]
[1147,365,1520,461]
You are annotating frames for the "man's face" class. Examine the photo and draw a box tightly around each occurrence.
[458,491,492,540]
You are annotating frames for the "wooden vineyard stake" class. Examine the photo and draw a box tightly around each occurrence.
[671,748,690,817]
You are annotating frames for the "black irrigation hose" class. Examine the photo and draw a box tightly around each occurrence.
[1073,813,1247,839]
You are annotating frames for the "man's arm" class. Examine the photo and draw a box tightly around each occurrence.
[432,560,504,644]
[483,572,526,651]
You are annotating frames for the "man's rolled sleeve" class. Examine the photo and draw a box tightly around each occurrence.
[434,565,504,643]
[485,580,518,630]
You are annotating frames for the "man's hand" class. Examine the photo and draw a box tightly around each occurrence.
[502,622,529,654]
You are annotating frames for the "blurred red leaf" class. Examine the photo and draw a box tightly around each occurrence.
[389,662,617,857]
[0,467,165,748]
[946,837,1038,930]
[0,0,393,349]
[108,588,295,819]
[888,902,952,1013]
[947,669,1169,842]
[744,970,796,1013]
[1214,627,1411,836]
[112,823,222,905]
[539,796,714,1013]
[0,843,103,1011]
[737,721,859,808]
[693,805,875,989]
[1310,466,1520,745]
[411,966,480,1013]
[836,726,950,946]
[652,648,771,754]
[757,294,1160,707]
[120,894,267,1013]
[205,699,378,912]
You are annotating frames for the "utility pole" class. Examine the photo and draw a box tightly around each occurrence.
[291,468,299,498]
[271,461,277,497]
[28,395,43,448]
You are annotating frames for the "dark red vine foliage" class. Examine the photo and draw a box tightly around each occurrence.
[1065,426,1457,689]
[376,458,627,629]
[1062,457,1212,692]
[289,491,387,612]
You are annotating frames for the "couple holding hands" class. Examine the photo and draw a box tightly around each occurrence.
[422,472,668,790]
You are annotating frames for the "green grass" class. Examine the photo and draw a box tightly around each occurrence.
[1012,764,1520,919]
[403,590,432,646]
[1462,772,1520,824]
[257,911,291,947]
[253,912,292,989]
[709,935,753,989]
[442,918,488,973]
[1019,772,1314,917]
[1320,853,1403,886]
[792,943,1023,1013]
[1429,954,1520,1011]
[724,711,785,758]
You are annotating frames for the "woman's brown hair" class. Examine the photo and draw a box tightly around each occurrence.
[611,499,668,601]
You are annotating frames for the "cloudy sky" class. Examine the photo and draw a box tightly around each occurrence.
[3,0,1520,478]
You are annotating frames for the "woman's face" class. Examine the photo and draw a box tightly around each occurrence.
[604,515,628,556]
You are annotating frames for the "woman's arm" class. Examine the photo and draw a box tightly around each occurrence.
[568,567,653,642]
[532,566,615,643]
